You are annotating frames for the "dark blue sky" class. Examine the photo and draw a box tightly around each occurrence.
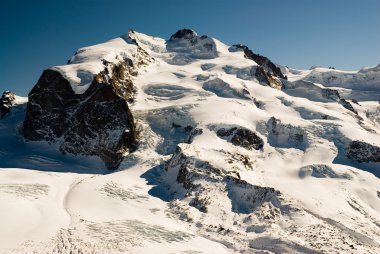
[1,0,379,96]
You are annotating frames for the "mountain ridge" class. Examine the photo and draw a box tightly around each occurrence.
[0,28,380,253]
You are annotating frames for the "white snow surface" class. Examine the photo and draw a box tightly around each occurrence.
[52,34,141,94]
[1,30,380,253]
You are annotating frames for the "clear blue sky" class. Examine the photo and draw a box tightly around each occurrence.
[1,0,379,96]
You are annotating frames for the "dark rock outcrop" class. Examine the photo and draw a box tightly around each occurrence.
[216,127,264,150]
[167,29,217,60]
[339,99,357,114]
[255,66,283,90]
[23,48,153,169]
[346,140,380,163]
[322,88,340,101]
[229,44,287,90]
[186,127,203,144]
[170,29,197,41]
[266,117,306,150]
[230,44,287,80]
[166,145,284,214]
[0,90,16,118]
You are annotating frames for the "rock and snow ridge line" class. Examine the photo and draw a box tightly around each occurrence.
[0,28,380,253]
[20,28,380,170]
[22,28,290,169]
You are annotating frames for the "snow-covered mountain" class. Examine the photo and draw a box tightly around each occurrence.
[1,29,380,253]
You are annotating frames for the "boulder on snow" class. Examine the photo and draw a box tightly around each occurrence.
[346,140,380,163]
[0,90,16,118]
[216,127,264,150]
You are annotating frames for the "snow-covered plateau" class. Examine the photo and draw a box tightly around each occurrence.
[0,29,379,253]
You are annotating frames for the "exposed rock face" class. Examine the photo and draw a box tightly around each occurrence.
[346,140,380,163]
[167,144,284,214]
[203,78,248,98]
[230,44,287,80]
[339,99,357,114]
[167,29,217,60]
[266,117,306,149]
[229,44,286,90]
[0,90,16,118]
[170,29,197,41]
[22,57,149,169]
[322,88,340,101]
[216,127,264,150]
[186,127,203,144]
[255,66,283,90]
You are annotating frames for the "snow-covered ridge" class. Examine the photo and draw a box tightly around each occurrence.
[52,30,155,94]
[285,64,380,101]
[1,28,380,253]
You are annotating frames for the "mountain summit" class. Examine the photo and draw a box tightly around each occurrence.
[1,29,380,253]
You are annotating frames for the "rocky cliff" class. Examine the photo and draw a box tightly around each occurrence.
[0,90,16,118]
[22,31,154,169]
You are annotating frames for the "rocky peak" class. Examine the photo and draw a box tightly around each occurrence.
[230,44,287,80]
[170,29,198,41]
[166,29,217,60]
[22,42,154,169]
[0,90,16,118]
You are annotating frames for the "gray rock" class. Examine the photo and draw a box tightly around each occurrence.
[346,140,380,163]
[216,127,264,150]
[167,29,217,60]
[228,44,287,90]
[200,63,216,71]
[23,62,137,169]
[186,127,203,144]
[167,145,284,214]
[0,90,16,118]
[266,117,306,150]
[322,88,340,101]
[229,44,287,80]
[22,44,154,169]
[170,29,197,41]
[255,66,283,90]
[340,99,357,114]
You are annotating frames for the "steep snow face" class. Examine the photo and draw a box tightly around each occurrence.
[1,29,380,253]
[53,38,131,94]
[53,30,153,94]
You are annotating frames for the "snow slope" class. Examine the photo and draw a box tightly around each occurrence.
[285,64,380,101]
[0,29,380,253]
